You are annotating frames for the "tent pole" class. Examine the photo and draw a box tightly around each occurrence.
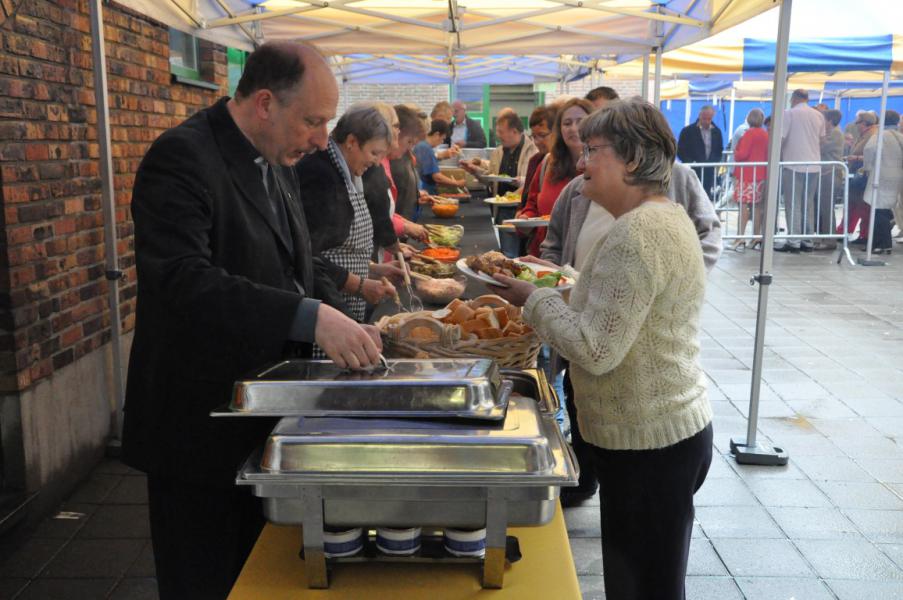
[729,0,792,467]
[728,87,736,141]
[858,70,890,267]
[641,53,650,100]
[89,0,126,447]
[653,45,663,106]
[684,96,691,126]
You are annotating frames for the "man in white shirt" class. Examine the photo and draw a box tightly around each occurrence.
[776,89,826,252]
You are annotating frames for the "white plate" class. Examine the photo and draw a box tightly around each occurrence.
[483,174,518,183]
[503,218,549,229]
[456,258,575,291]
[483,197,520,207]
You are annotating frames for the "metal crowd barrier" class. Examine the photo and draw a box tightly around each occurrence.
[683,160,852,262]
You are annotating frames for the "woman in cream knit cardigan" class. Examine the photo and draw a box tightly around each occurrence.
[492,99,712,600]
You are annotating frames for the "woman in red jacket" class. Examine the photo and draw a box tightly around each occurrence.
[732,109,769,250]
[519,98,595,257]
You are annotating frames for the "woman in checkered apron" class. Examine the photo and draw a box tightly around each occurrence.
[296,105,403,327]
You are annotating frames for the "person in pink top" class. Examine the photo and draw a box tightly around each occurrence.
[731,108,769,251]
[519,98,594,257]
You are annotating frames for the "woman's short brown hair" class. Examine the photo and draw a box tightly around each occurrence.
[394,104,427,139]
[579,98,676,194]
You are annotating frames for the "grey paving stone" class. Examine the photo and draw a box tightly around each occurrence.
[66,473,122,504]
[76,504,150,539]
[710,400,743,418]
[730,459,807,481]
[0,578,29,599]
[735,576,835,600]
[775,434,845,457]
[817,481,903,510]
[844,510,903,543]
[831,436,903,459]
[695,506,784,539]
[109,577,159,600]
[809,418,883,439]
[747,478,832,508]
[856,458,903,482]
[685,576,743,600]
[14,578,116,600]
[577,575,605,600]
[769,507,861,540]
[793,454,875,482]
[827,579,903,600]
[733,400,797,419]
[694,478,759,507]
[568,537,602,576]
[787,397,859,419]
[706,370,753,385]
[880,543,903,570]
[686,539,728,576]
[795,539,903,580]
[865,417,903,437]
[126,541,156,578]
[41,539,144,579]
[712,538,813,577]
[703,454,738,479]
[563,506,600,539]
[105,475,149,505]
[0,537,67,578]
[30,505,94,539]
[848,397,903,418]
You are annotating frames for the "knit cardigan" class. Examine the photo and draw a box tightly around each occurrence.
[524,201,713,450]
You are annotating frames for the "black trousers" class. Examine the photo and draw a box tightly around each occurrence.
[563,370,598,492]
[873,208,894,250]
[589,423,713,600]
[147,476,265,600]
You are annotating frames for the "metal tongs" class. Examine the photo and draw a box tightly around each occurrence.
[397,251,424,312]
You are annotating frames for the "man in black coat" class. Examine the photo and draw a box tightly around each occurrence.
[677,105,723,201]
[123,42,382,599]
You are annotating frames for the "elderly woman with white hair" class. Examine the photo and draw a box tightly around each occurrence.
[492,98,713,600]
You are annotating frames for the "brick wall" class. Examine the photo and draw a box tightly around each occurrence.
[0,0,229,396]
[336,81,449,118]
[544,77,644,103]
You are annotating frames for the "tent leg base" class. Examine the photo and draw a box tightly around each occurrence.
[730,438,789,466]
[837,247,855,266]
[856,257,886,267]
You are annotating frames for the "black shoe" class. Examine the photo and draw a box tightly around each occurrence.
[774,244,800,253]
[851,238,868,246]
[799,243,814,252]
[560,485,598,508]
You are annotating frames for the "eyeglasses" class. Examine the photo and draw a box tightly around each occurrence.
[529,132,550,141]
[582,143,613,161]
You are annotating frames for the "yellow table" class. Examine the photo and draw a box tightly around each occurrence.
[229,503,580,600]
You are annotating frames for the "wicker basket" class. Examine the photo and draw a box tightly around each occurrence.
[376,295,542,369]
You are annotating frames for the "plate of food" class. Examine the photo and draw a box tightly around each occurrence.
[483,192,521,206]
[457,251,576,291]
[503,215,552,228]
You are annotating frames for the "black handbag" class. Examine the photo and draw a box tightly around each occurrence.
[849,171,868,193]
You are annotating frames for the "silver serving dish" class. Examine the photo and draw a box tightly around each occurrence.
[218,358,512,421]
[237,396,577,524]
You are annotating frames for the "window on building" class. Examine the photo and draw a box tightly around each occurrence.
[227,47,248,97]
[169,28,201,80]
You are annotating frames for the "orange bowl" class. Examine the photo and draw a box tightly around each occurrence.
[420,247,461,263]
[431,203,459,218]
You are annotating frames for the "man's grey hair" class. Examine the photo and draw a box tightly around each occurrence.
[699,105,715,114]
[331,104,392,146]
[580,98,676,194]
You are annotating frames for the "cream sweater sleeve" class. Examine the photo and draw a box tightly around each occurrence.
[523,213,659,377]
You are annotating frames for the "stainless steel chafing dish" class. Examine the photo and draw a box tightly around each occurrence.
[222,359,576,589]
[220,358,513,421]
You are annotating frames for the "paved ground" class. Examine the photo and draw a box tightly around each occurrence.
[2,242,903,599]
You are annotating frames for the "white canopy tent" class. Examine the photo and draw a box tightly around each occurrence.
[114,0,776,84]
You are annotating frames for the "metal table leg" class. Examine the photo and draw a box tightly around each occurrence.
[483,488,508,589]
[300,487,328,589]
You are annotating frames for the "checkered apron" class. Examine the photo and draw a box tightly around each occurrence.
[321,139,374,323]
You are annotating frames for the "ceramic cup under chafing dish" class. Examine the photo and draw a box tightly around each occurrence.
[376,527,421,556]
[444,527,487,557]
[323,527,365,558]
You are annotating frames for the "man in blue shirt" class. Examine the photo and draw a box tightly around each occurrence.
[413,119,465,195]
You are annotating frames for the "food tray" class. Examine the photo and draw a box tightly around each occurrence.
[502,218,549,229]
[217,358,511,421]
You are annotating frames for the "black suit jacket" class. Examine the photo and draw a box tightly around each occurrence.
[677,121,724,164]
[122,97,343,486]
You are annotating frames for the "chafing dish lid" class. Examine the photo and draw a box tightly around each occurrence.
[219,358,510,421]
